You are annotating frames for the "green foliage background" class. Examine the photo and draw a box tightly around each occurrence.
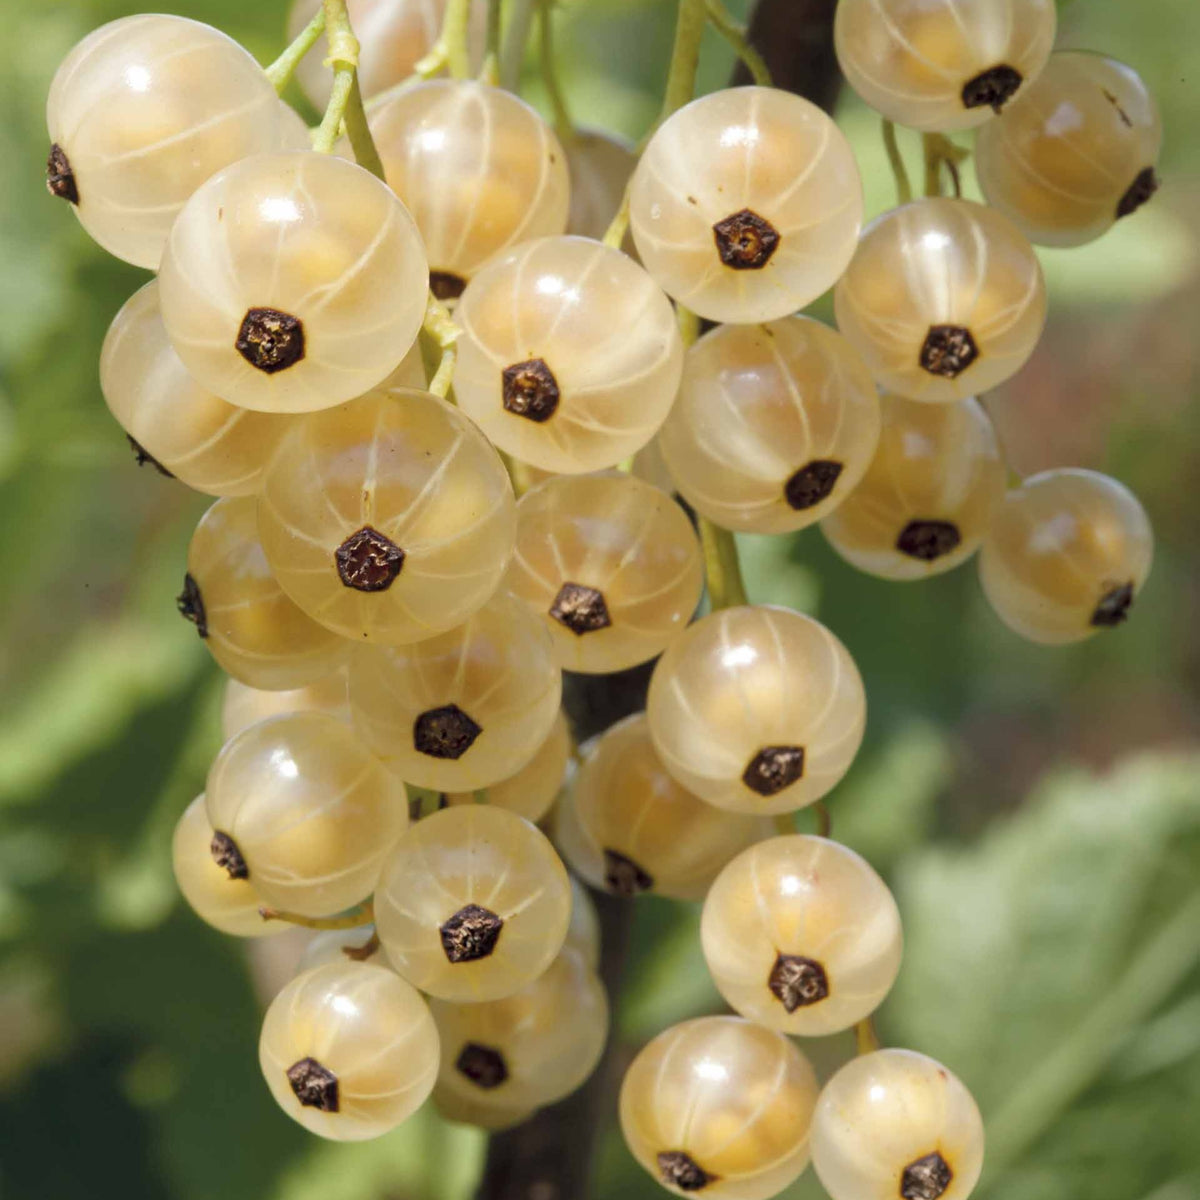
[0,1,1197,1197]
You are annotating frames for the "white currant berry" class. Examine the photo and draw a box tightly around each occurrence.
[620,1016,820,1200]
[834,0,1056,132]
[45,14,284,268]
[432,1082,534,1131]
[298,925,388,973]
[630,86,864,324]
[647,606,866,815]
[159,152,428,413]
[368,80,569,297]
[101,281,292,496]
[834,198,1047,403]
[566,128,638,242]
[700,834,902,1036]
[979,468,1153,644]
[259,960,439,1140]
[659,317,881,534]
[565,874,602,970]
[975,52,1163,247]
[220,672,350,741]
[348,590,562,791]
[812,1049,985,1200]
[455,236,684,473]
[506,473,704,674]
[257,388,515,645]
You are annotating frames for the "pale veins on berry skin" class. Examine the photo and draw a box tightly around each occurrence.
[413,704,483,759]
[46,144,78,204]
[901,1151,953,1200]
[1091,581,1135,628]
[920,325,979,379]
[177,573,208,639]
[657,1151,716,1191]
[550,582,612,636]
[440,903,504,963]
[712,209,780,270]
[603,849,654,897]
[742,745,805,796]
[210,831,248,880]
[235,307,305,374]
[961,64,1023,113]
[286,1057,340,1112]
[896,520,961,562]
[335,526,405,592]
[784,460,842,511]
[456,1042,509,1089]
[768,953,829,1011]
[502,358,560,422]
[1117,168,1160,220]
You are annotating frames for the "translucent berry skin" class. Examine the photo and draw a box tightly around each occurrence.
[374,805,571,1002]
[172,795,279,938]
[812,1049,985,1200]
[834,0,1056,133]
[445,710,571,823]
[659,318,881,534]
[349,591,562,790]
[205,712,408,918]
[565,874,602,970]
[507,474,704,673]
[159,152,428,413]
[45,15,284,268]
[647,606,866,815]
[221,672,350,741]
[835,198,1046,404]
[629,87,863,325]
[455,236,683,474]
[834,198,1046,403]
[186,497,348,691]
[259,961,438,1140]
[430,945,607,1112]
[257,389,515,645]
[556,714,774,901]
[369,80,569,287]
[820,394,1006,581]
[566,128,638,242]
[620,1016,820,1200]
[275,101,313,151]
[101,282,292,497]
[975,52,1164,248]
[299,925,388,973]
[979,468,1153,645]
[700,835,902,1036]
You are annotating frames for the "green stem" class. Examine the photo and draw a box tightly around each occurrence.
[881,120,913,205]
[538,0,574,143]
[259,899,374,930]
[422,293,462,399]
[660,0,709,123]
[703,0,772,86]
[441,0,473,80]
[343,74,386,178]
[985,889,1200,1178]
[921,131,968,199]
[812,801,831,838]
[601,186,631,248]
[699,517,748,611]
[265,6,327,94]
[499,0,537,90]
[855,1016,881,1055]
[406,784,445,821]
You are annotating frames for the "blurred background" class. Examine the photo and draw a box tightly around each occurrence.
[1,0,1197,1197]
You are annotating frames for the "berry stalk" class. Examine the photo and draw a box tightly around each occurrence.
[265,6,327,94]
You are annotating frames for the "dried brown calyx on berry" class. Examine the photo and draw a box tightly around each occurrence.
[439,903,504,963]
[742,745,805,797]
[712,209,780,270]
[455,1042,508,1089]
[46,143,78,204]
[177,573,208,638]
[1117,167,1160,220]
[895,520,961,562]
[335,526,405,592]
[550,582,612,635]
[920,325,978,379]
[657,1151,717,1192]
[210,831,248,880]
[603,848,654,897]
[784,460,843,511]
[961,65,1023,113]
[286,1057,340,1112]
[413,704,483,760]
[1091,581,1135,627]
[235,307,305,374]
[901,1151,953,1200]
[430,271,467,301]
[126,435,174,478]
[768,953,829,1011]
[502,358,560,422]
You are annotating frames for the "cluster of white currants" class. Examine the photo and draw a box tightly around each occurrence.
[45,0,1163,1194]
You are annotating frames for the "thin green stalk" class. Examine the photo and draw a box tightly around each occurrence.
[343,74,385,178]
[660,0,710,123]
[922,131,968,198]
[882,119,913,205]
[601,186,631,248]
[539,0,574,143]
[422,293,462,399]
[855,1017,881,1055]
[699,517,748,611]
[264,6,327,94]
[985,889,1200,1177]
[259,899,374,929]
[703,0,771,86]
[440,0,473,80]
[500,0,537,90]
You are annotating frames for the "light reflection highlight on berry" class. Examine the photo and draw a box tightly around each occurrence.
[124,64,152,92]
[694,1058,729,1083]
[259,197,303,224]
